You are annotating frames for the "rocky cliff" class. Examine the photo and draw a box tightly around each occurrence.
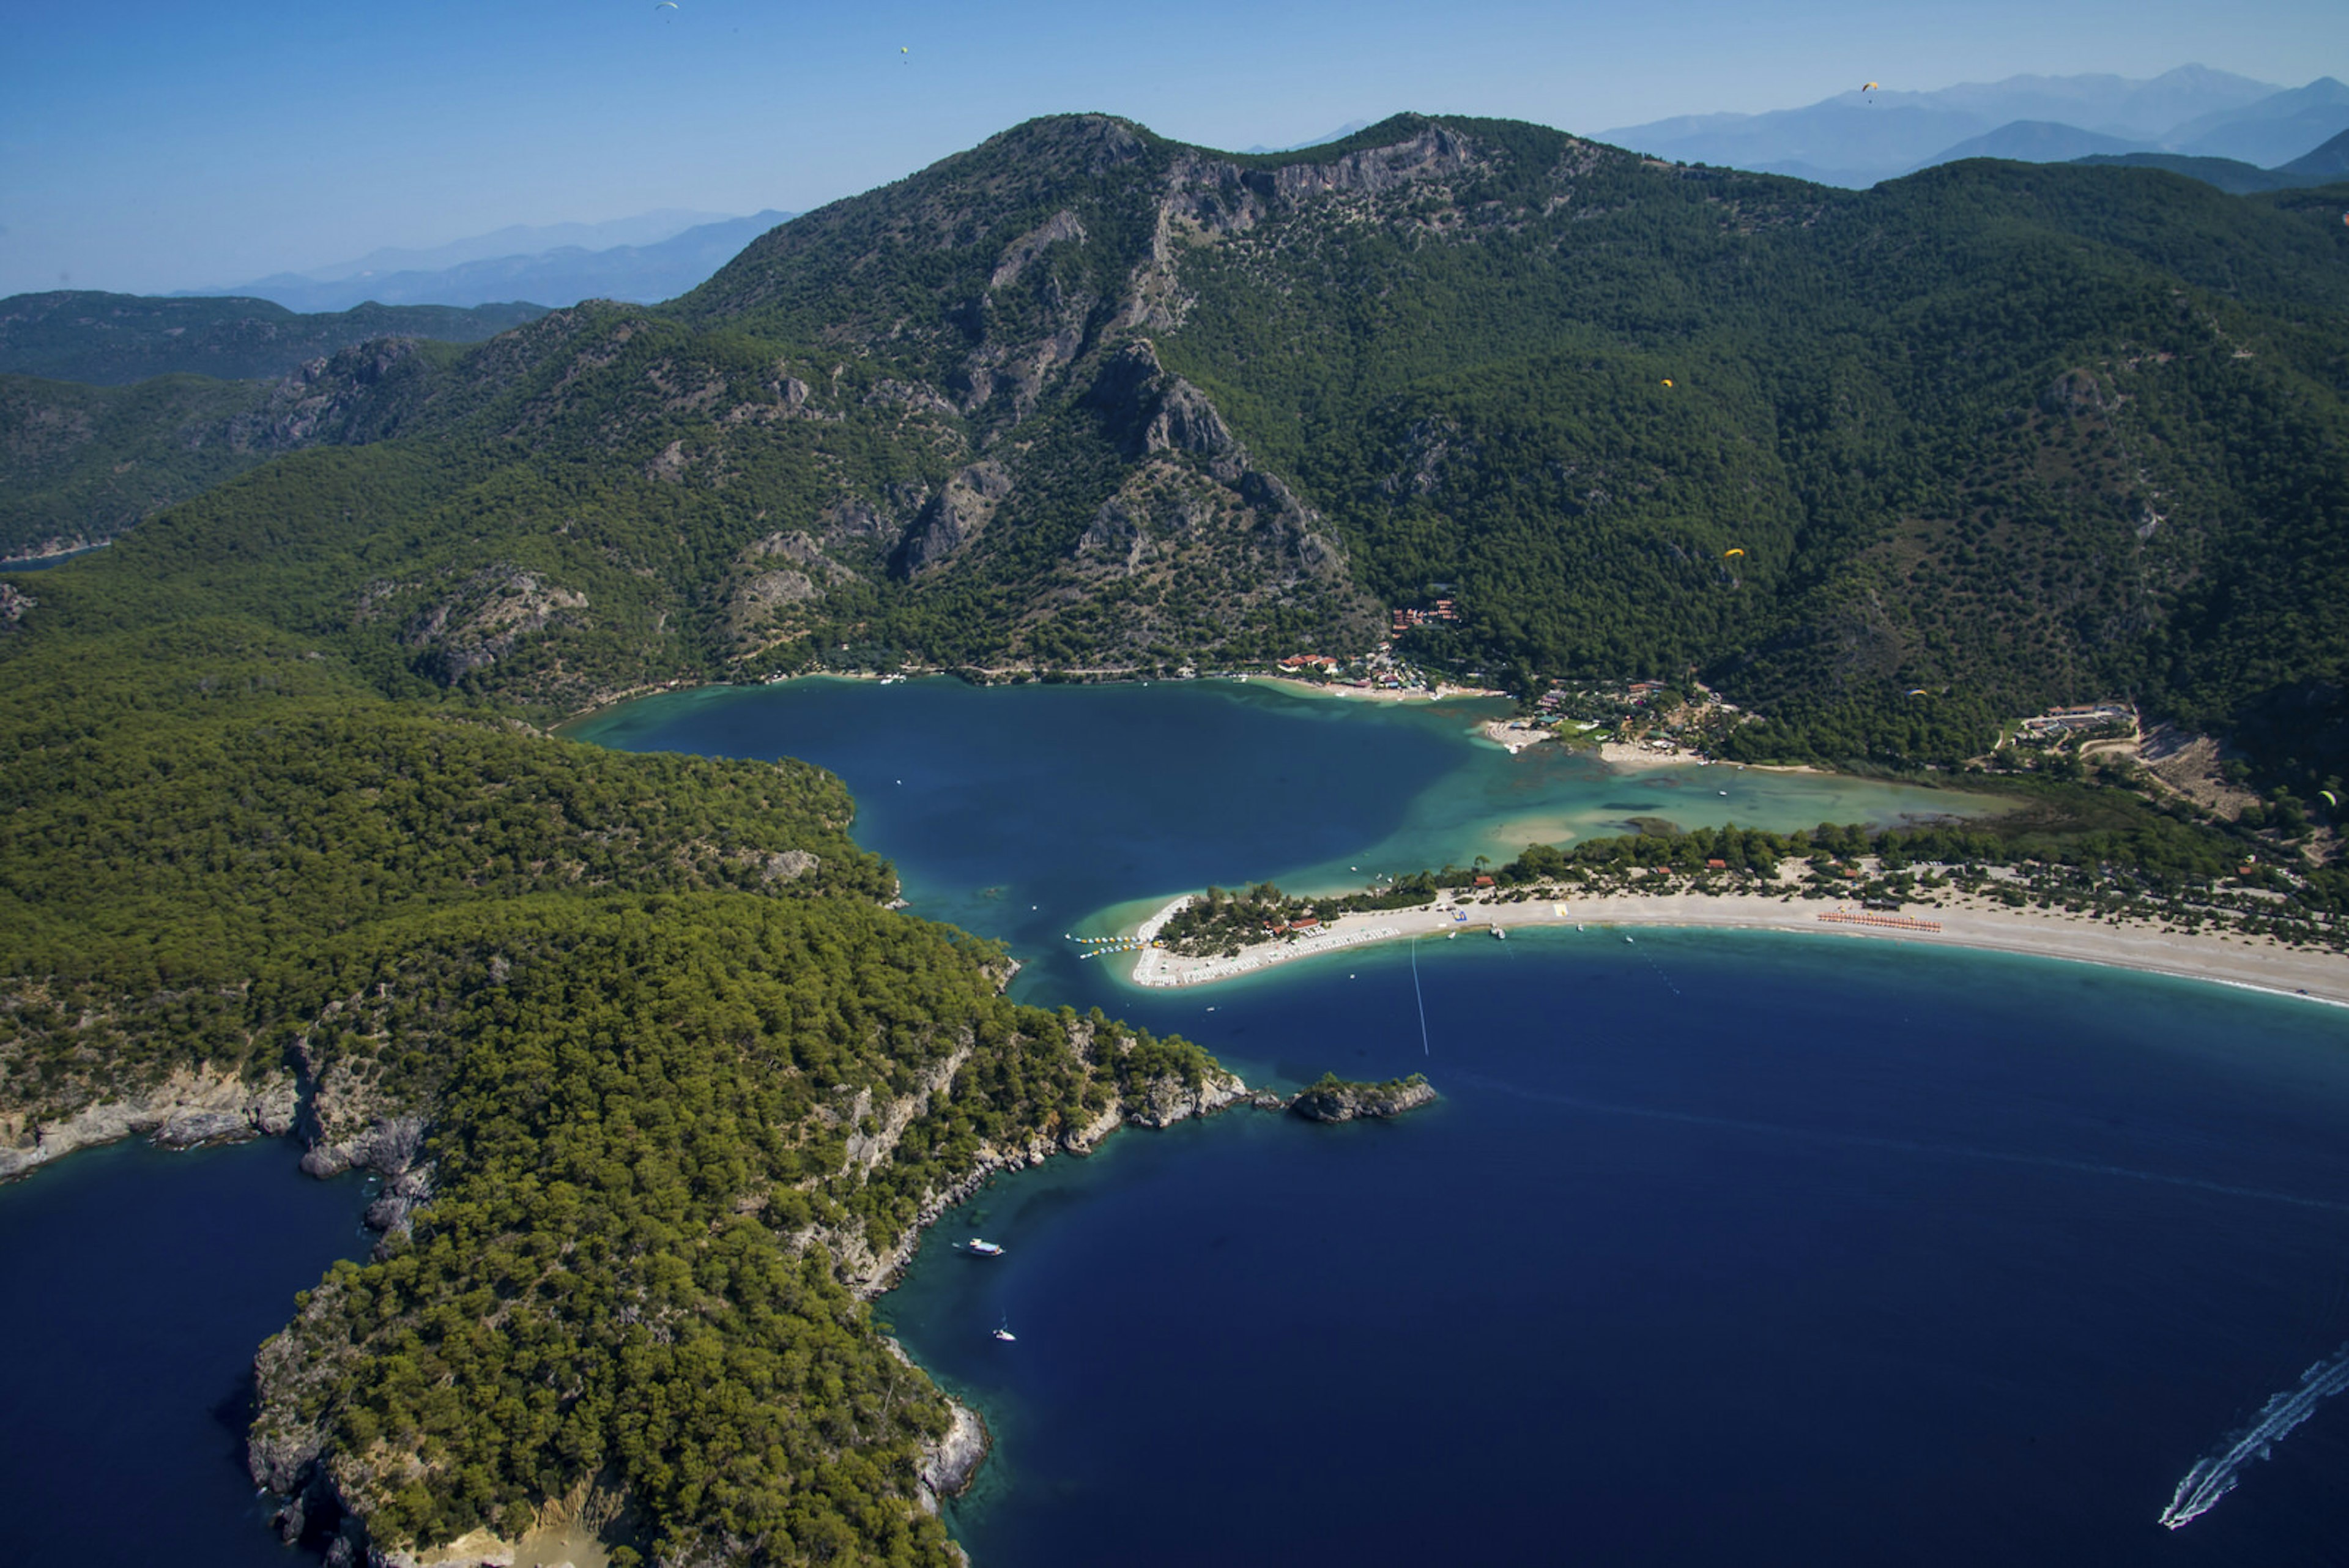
[1288,1072,1438,1123]
[0,1063,299,1181]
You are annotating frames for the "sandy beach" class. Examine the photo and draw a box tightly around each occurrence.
[1251,675,1508,704]
[1125,886,2349,1006]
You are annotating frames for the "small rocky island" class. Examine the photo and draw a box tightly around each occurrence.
[1287,1072,1438,1123]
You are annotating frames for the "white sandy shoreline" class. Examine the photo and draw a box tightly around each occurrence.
[1123,890,2349,1008]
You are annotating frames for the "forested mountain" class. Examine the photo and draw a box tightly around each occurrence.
[20,112,2349,779]
[2069,150,2319,195]
[2282,128,2349,179]
[0,338,460,559]
[0,292,545,385]
[0,295,550,559]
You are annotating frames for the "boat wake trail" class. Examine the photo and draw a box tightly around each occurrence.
[1411,937,1430,1056]
[1453,1072,2349,1216]
[2160,1344,2349,1529]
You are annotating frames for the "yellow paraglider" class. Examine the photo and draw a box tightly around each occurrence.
[1724,548,1743,559]
[1662,378,1674,387]
[1861,81,1879,92]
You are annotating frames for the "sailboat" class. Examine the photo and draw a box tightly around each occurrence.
[992,1316,1017,1342]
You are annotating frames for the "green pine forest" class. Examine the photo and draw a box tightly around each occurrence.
[4,110,2349,1564]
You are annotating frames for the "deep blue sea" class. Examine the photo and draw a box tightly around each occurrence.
[3,676,2344,1566]
[582,678,2349,1566]
[0,1137,366,1564]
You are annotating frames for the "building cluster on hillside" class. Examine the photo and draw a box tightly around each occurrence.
[1266,641,1437,694]
[2016,702,2137,739]
[1390,598,1460,635]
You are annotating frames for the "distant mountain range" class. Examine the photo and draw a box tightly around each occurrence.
[2076,130,2349,195]
[1598,67,2349,188]
[270,210,739,283]
[189,211,795,314]
[0,293,543,386]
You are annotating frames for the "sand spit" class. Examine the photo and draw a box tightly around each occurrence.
[1124,890,2349,1007]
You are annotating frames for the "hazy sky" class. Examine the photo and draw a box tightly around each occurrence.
[3,0,2343,296]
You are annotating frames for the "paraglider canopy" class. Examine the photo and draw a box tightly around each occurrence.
[2323,789,2340,808]
[1661,378,1674,387]
[1861,81,1879,92]
[1724,548,1743,558]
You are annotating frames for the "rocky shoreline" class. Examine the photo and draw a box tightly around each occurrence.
[1288,1073,1439,1123]
[7,976,1430,1568]
[0,1065,302,1183]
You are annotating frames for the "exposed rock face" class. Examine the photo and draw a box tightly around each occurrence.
[0,1065,299,1181]
[1269,124,1477,200]
[235,339,434,448]
[1145,377,1234,461]
[1121,1063,1253,1128]
[0,581,34,628]
[1288,1073,1438,1123]
[299,1110,425,1181]
[719,530,866,648]
[991,210,1087,290]
[362,1164,436,1246]
[2043,367,2122,418]
[918,1399,990,1514]
[761,849,820,882]
[399,565,588,685]
[893,461,1014,578]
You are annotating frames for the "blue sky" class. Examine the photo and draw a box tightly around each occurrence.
[2,0,2343,296]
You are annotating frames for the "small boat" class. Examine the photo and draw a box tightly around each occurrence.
[1491,926,1507,940]
[969,1238,1003,1257]
[992,1318,1017,1342]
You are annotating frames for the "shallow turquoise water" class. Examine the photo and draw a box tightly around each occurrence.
[566,676,1987,1000]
